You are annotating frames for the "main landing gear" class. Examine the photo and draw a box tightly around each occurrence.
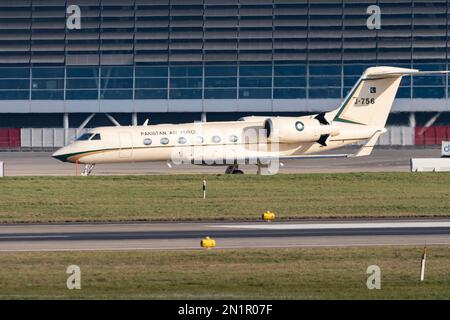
[225,165,244,174]
[224,163,273,175]
[81,164,95,176]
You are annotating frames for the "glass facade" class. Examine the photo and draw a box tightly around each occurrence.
[0,0,448,109]
[0,61,448,101]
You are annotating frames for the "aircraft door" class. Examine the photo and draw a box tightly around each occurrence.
[119,132,133,158]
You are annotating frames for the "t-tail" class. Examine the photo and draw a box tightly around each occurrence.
[325,66,449,156]
[328,67,403,127]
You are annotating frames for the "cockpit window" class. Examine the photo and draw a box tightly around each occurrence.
[77,133,93,141]
[76,133,101,141]
[91,133,101,141]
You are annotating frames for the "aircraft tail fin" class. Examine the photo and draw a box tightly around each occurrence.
[328,67,449,128]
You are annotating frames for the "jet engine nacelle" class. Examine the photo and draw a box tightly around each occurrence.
[264,117,339,144]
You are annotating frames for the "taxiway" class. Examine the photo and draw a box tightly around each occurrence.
[1,218,449,252]
[0,147,441,175]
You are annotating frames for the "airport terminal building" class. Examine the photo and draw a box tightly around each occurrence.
[0,0,449,147]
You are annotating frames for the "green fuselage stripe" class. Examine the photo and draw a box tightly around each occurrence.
[333,77,366,125]
[54,142,268,162]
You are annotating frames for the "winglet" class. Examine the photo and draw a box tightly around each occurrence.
[351,130,385,157]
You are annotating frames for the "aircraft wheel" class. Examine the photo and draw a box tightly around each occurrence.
[232,169,244,174]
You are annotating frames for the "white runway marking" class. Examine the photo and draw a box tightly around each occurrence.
[213,221,450,230]
[0,235,69,239]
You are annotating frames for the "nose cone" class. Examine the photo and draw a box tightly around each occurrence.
[52,147,71,162]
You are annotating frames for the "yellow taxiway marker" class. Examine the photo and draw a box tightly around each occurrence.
[262,211,276,222]
[200,236,216,249]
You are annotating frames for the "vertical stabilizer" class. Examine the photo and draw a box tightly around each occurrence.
[329,66,414,128]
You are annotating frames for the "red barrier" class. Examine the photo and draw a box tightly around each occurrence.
[0,128,20,148]
[415,126,450,145]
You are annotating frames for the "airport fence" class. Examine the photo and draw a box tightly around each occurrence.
[414,126,450,145]
[378,126,414,146]
[20,128,87,149]
[0,126,445,150]
[0,128,20,149]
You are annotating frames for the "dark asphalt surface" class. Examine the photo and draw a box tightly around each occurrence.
[1,226,450,242]
[2,219,450,251]
[0,148,442,175]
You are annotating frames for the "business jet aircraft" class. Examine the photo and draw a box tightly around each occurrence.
[53,66,448,175]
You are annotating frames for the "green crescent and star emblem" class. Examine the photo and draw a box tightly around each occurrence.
[295,121,304,132]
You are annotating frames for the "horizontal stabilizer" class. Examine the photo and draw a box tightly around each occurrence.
[350,130,384,157]
[365,69,450,80]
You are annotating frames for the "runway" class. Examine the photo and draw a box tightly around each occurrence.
[1,219,450,252]
[0,147,441,175]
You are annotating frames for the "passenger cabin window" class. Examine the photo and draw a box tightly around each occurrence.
[91,133,101,141]
[229,135,238,143]
[212,135,221,143]
[77,133,93,141]
[195,136,204,144]
[160,137,169,145]
[143,138,152,145]
[178,137,187,144]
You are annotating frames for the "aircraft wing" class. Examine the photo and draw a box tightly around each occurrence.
[188,132,383,166]
[251,137,382,162]
[273,154,351,160]
[190,145,377,165]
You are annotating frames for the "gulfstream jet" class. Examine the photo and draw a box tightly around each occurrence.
[52,66,448,175]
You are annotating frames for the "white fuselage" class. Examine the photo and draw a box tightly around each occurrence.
[52,116,374,165]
